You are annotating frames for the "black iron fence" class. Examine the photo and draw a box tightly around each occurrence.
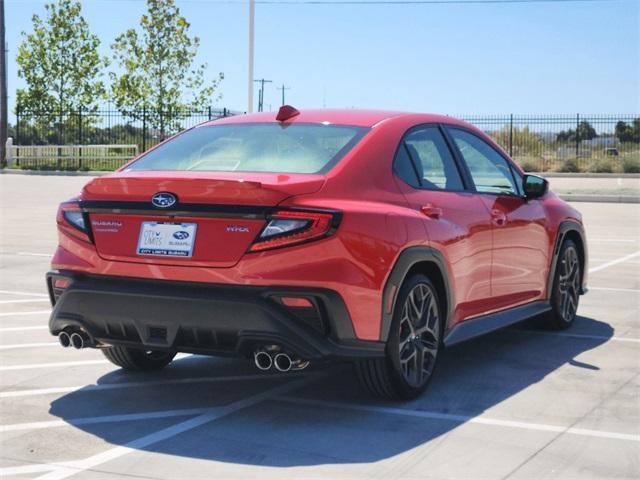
[7,110,640,172]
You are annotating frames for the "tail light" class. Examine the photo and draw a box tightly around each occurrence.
[57,201,93,243]
[248,209,340,252]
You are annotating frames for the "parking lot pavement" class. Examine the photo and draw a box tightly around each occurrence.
[0,175,638,480]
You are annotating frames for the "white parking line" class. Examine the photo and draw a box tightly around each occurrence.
[0,289,48,297]
[588,287,640,293]
[5,376,316,480]
[520,330,640,344]
[0,342,58,350]
[0,298,50,305]
[0,325,48,332]
[0,372,303,398]
[0,407,213,433]
[17,252,53,257]
[0,310,50,317]
[0,359,108,372]
[589,239,637,243]
[275,397,640,443]
[589,251,640,274]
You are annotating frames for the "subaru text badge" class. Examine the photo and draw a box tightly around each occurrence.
[151,192,177,208]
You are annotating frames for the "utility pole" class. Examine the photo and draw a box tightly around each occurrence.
[278,84,291,106]
[0,0,7,167]
[254,78,272,112]
[247,0,255,113]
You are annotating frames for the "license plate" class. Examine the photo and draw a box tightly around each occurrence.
[137,222,197,257]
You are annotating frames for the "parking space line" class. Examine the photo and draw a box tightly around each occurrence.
[275,397,640,443]
[0,289,48,297]
[0,372,304,398]
[0,310,50,317]
[588,287,640,293]
[0,407,213,433]
[16,376,316,480]
[0,298,50,305]
[17,252,53,257]
[0,359,108,372]
[518,330,640,344]
[0,342,58,350]
[589,251,640,274]
[0,325,48,332]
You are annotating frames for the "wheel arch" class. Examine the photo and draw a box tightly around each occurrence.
[380,246,454,342]
[547,220,588,299]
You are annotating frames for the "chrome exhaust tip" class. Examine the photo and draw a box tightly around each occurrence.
[58,331,71,348]
[254,351,273,371]
[274,353,292,372]
[70,332,85,350]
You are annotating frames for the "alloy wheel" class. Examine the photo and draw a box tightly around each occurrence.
[558,246,580,322]
[398,283,440,388]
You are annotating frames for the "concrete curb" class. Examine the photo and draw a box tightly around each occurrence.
[535,172,640,179]
[559,194,640,204]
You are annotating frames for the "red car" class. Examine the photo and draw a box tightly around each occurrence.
[48,107,587,399]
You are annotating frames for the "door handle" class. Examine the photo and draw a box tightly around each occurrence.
[491,209,507,226]
[421,204,443,220]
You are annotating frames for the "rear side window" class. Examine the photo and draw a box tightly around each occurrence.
[393,126,464,191]
[448,128,518,195]
[126,123,369,174]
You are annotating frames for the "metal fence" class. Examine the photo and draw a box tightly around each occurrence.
[10,106,242,170]
[7,111,640,172]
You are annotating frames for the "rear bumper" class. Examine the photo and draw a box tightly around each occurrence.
[46,271,385,361]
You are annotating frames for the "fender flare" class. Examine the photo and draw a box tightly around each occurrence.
[379,246,454,342]
[546,220,588,299]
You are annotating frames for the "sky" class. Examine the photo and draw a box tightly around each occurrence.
[4,0,640,118]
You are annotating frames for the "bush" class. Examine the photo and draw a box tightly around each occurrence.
[590,159,614,173]
[622,157,640,173]
[519,160,539,172]
[558,158,581,173]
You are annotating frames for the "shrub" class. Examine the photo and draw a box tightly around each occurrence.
[622,157,640,173]
[518,160,539,172]
[590,159,614,173]
[558,158,581,173]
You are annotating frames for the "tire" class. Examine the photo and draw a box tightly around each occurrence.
[541,239,581,330]
[102,346,176,371]
[356,274,443,400]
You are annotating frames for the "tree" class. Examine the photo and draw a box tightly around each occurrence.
[556,121,597,143]
[615,119,640,143]
[110,0,223,138]
[15,0,107,141]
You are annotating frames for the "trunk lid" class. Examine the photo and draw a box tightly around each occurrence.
[82,171,324,267]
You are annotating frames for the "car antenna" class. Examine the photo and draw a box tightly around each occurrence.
[276,105,300,122]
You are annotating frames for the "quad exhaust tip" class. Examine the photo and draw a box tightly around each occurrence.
[58,331,71,348]
[70,332,85,349]
[254,351,273,371]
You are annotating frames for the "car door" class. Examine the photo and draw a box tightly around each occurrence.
[392,125,494,326]
[446,127,550,311]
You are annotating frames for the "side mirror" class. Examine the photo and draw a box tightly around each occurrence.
[523,174,548,199]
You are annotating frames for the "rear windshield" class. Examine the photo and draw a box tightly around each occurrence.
[125,123,369,174]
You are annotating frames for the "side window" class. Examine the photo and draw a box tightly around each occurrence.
[449,128,518,196]
[393,126,465,191]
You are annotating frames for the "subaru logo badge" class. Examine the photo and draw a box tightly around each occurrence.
[151,192,177,208]
[173,231,189,240]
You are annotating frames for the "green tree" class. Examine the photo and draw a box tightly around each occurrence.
[110,0,223,138]
[15,0,107,141]
[493,126,543,156]
[576,121,596,140]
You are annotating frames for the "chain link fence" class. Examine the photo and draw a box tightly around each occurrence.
[7,110,640,172]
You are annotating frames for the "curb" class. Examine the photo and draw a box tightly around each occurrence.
[559,194,640,204]
[534,172,640,179]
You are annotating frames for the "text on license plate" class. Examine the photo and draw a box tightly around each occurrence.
[137,222,197,257]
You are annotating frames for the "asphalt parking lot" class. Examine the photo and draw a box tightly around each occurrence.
[0,174,638,479]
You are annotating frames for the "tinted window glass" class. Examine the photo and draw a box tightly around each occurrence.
[400,127,464,191]
[393,143,421,188]
[126,123,369,174]
[449,129,518,195]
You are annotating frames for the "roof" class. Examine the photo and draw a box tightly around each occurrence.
[205,108,455,128]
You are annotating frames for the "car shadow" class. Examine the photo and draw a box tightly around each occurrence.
[48,315,613,467]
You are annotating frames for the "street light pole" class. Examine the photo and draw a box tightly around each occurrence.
[0,0,7,166]
[247,0,255,113]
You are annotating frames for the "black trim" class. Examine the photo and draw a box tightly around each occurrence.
[47,271,385,361]
[443,300,551,346]
[380,246,454,342]
[80,200,274,219]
